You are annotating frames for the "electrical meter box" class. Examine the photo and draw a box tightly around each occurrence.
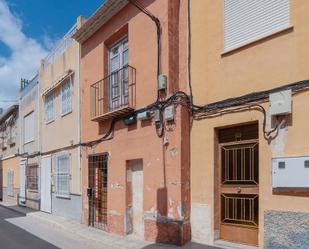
[269,89,292,116]
[164,106,175,121]
[272,156,309,188]
[158,74,167,90]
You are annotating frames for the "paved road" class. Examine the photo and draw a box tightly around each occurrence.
[1,206,223,249]
[0,206,59,249]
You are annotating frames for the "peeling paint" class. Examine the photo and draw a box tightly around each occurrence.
[109,210,121,216]
[177,201,185,218]
[169,147,178,157]
[110,183,124,189]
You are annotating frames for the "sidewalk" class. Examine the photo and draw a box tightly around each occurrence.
[0,200,36,215]
[0,202,224,249]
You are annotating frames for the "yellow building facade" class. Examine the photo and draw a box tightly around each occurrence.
[190,0,309,248]
[2,156,20,203]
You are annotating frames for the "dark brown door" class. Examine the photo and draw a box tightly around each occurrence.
[219,124,259,245]
[88,154,108,231]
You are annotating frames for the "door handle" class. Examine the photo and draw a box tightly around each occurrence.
[236,186,241,194]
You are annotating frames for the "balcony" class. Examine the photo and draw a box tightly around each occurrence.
[90,66,136,121]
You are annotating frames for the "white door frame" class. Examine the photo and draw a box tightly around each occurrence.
[40,155,52,213]
[19,159,27,206]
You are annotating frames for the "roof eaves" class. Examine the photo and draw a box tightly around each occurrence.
[0,105,18,125]
[73,0,128,44]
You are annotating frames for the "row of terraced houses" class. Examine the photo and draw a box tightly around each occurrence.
[0,0,309,248]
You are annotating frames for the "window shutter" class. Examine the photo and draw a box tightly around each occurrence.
[24,112,35,143]
[224,0,290,51]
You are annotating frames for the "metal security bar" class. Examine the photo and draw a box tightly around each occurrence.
[90,66,136,120]
[88,154,108,231]
[26,164,38,191]
[221,194,258,227]
[221,142,258,185]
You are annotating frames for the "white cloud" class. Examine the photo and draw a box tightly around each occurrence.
[0,0,48,108]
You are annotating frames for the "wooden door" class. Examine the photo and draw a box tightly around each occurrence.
[219,124,259,246]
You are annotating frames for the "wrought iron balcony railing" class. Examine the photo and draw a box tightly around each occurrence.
[90,65,136,121]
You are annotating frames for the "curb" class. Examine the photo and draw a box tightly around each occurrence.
[0,203,29,216]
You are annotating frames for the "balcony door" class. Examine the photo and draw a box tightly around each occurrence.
[109,37,128,112]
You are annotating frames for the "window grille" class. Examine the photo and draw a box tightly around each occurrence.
[55,154,70,197]
[45,93,54,123]
[26,165,38,191]
[61,79,72,115]
[24,111,35,143]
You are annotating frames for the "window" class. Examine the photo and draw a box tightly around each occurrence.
[7,170,14,196]
[224,0,290,51]
[45,93,54,123]
[24,112,35,144]
[26,164,38,191]
[55,154,70,197]
[61,79,72,115]
[109,37,129,111]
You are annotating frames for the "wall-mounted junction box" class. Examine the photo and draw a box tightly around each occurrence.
[158,74,167,90]
[137,111,151,120]
[164,106,175,121]
[272,156,309,188]
[269,89,292,116]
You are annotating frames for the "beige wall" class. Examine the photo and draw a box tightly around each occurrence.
[0,109,19,159]
[40,41,80,152]
[3,156,20,188]
[39,37,81,195]
[51,147,80,194]
[191,0,309,247]
[20,83,39,154]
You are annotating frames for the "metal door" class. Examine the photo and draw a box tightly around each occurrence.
[219,124,259,245]
[41,156,52,213]
[88,154,108,230]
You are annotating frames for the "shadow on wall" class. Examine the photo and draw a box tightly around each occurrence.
[143,189,221,249]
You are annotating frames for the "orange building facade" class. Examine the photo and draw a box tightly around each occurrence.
[74,0,190,245]
[190,0,309,248]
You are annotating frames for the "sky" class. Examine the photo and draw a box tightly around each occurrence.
[0,0,103,109]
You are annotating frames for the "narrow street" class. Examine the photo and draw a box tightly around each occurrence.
[0,205,223,249]
[0,206,58,249]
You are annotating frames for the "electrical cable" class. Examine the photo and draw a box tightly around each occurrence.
[127,0,162,101]
[187,0,193,104]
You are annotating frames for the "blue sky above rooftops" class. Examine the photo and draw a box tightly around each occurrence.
[0,0,103,109]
